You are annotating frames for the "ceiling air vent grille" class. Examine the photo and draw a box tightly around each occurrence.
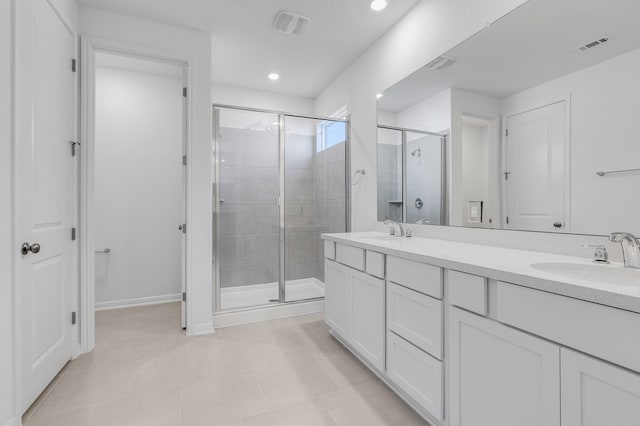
[576,37,609,51]
[424,55,456,70]
[273,11,310,36]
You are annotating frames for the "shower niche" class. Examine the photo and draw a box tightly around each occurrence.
[213,106,349,311]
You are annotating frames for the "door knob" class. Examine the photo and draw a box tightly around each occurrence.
[21,242,41,255]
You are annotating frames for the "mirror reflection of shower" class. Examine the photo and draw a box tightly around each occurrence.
[410,147,421,157]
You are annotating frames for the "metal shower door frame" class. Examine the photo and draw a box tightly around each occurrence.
[213,104,350,313]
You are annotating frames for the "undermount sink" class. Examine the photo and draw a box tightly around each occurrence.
[531,262,640,286]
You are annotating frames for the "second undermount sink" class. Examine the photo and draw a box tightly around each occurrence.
[531,262,640,286]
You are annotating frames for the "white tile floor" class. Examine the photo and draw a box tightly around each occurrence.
[22,302,429,426]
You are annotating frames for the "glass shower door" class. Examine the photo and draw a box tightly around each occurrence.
[215,108,281,310]
[283,116,347,302]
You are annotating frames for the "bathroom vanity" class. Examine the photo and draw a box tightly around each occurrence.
[322,232,640,426]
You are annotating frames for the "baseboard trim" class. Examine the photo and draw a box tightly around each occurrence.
[188,322,215,336]
[95,294,181,311]
[213,299,324,328]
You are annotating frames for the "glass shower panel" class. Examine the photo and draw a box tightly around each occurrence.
[283,116,347,302]
[377,127,403,222]
[216,108,280,310]
[405,131,445,225]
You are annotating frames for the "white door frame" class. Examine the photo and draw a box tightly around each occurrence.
[500,95,572,233]
[78,37,194,353]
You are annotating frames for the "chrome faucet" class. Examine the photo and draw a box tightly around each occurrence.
[384,220,405,237]
[609,232,640,269]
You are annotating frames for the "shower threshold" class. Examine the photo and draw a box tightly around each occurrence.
[220,277,324,310]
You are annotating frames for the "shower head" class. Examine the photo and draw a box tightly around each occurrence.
[410,148,421,157]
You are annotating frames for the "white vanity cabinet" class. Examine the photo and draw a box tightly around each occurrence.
[449,307,561,426]
[324,259,349,339]
[324,244,385,372]
[349,268,385,371]
[561,348,640,426]
[323,233,640,426]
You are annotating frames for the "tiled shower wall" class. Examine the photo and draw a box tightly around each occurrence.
[313,143,346,282]
[219,127,280,288]
[218,126,345,288]
[284,133,317,282]
[377,143,402,222]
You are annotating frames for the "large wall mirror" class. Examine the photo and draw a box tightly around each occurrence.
[377,0,640,236]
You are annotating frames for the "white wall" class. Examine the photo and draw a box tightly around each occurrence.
[212,83,314,115]
[500,47,640,236]
[94,65,183,308]
[314,0,528,231]
[1,0,14,423]
[80,7,213,334]
[397,88,452,133]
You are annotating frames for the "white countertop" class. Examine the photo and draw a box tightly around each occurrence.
[322,232,640,314]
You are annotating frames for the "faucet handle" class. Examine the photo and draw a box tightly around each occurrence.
[387,226,396,236]
[582,244,610,264]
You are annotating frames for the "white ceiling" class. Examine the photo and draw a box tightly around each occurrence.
[379,0,640,112]
[77,0,420,98]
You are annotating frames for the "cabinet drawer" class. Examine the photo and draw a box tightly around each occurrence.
[366,251,385,278]
[387,256,442,299]
[387,331,443,421]
[335,243,365,271]
[324,240,336,260]
[496,282,640,374]
[387,282,442,359]
[448,270,487,315]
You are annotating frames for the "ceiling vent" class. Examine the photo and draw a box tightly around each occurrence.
[424,55,456,70]
[576,37,610,51]
[273,11,310,36]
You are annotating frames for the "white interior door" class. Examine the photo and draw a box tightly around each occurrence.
[504,102,565,232]
[16,0,76,413]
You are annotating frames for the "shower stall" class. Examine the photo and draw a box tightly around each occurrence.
[213,106,349,312]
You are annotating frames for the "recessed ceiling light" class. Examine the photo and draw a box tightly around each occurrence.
[376,92,384,99]
[370,0,388,11]
[268,73,280,81]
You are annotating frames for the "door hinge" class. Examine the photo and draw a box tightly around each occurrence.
[182,292,186,302]
[71,227,76,241]
[183,87,187,97]
[181,224,186,234]
[70,141,80,156]
[505,129,509,137]
[506,216,510,225]
[72,59,77,73]
[504,171,511,180]
[182,155,187,166]
[71,311,77,325]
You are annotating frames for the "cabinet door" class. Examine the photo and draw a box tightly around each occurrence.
[349,269,385,371]
[449,307,560,426]
[562,348,640,426]
[324,259,349,339]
